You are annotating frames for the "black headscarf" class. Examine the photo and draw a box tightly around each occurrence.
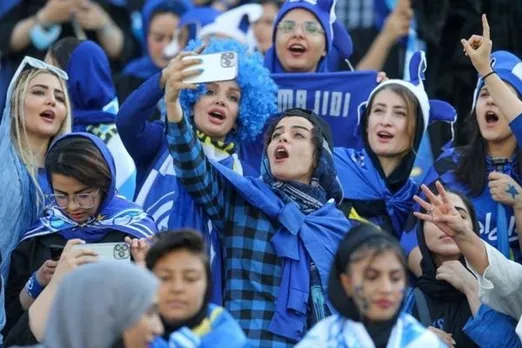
[415,215,478,348]
[328,224,406,348]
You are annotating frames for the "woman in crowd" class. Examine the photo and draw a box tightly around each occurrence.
[415,182,522,342]
[264,0,351,73]
[0,56,71,279]
[402,15,522,275]
[117,38,276,304]
[3,133,157,344]
[22,253,163,348]
[405,185,521,347]
[334,51,455,239]
[45,38,136,199]
[296,223,443,347]
[117,0,191,120]
[164,45,354,345]
[143,229,246,347]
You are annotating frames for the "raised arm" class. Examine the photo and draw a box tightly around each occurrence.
[116,73,167,169]
[164,51,235,225]
[461,14,522,122]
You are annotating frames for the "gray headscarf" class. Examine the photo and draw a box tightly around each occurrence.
[43,261,160,348]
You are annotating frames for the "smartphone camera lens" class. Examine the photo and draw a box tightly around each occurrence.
[221,52,235,68]
[114,244,130,260]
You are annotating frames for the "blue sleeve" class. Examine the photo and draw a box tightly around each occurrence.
[166,116,235,230]
[463,305,522,348]
[115,72,165,169]
[509,113,522,149]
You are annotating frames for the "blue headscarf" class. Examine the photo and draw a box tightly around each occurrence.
[67,41,119,130]
[123,0,192,80]
[264,0,352,73]
[21,133,158,243]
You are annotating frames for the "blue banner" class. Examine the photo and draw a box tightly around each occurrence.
[240,70,378,173]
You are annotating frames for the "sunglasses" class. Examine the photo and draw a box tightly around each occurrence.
[15,56,69,81]
[277,20,325,35]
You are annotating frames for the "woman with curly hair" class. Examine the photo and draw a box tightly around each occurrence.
[116,38,278,305]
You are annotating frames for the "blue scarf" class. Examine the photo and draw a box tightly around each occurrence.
[334,148,419,237]
[213,136,349,341]
[214,162,351,341]
[67,41,118,131]
[21,133,157,243]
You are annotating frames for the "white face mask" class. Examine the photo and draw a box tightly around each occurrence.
[163,30,181,59]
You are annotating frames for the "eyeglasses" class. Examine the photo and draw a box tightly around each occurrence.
[48,189,100,209]
[15,56,69,81]
[277,20,325,35]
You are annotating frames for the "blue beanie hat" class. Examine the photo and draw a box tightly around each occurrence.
[472,50,522,110]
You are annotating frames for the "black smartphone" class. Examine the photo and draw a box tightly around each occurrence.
[50,245,64,261]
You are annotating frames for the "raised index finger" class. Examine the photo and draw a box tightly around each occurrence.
[482,14,490,40]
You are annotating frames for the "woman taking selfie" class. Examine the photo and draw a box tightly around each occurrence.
[143,230,246,347]
[118,38,276,305]
[405,184,521,347]
[3,133,158,344]
[297,223,443,347]
[164,43,354,345]
[402,15,522,274]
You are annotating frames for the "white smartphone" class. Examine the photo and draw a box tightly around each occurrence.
[72,242,131,262]
[182,51,238,84]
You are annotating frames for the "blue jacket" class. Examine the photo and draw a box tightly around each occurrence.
[403,288,522,348]
[150,304,246,348]
[401,113,522,261]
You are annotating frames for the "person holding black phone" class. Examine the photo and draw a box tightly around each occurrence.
[3,133,158,345]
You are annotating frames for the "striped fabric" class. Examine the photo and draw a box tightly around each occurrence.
[166,117,295,347]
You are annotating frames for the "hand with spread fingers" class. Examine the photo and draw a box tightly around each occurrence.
[413,181,473,239]
[461,14,493,76]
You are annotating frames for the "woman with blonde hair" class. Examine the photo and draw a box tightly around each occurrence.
[0,56,70,344]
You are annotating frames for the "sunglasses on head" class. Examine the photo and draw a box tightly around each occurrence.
[16,56,69,81]
[277,20,325,35]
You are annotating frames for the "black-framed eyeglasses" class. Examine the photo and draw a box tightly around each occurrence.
[48,189,100,209]
[277,20,325,35]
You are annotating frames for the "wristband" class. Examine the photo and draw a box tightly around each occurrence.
[483,71,496,80]
[24,272,45,299]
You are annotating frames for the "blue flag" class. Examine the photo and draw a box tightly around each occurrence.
[240,71,378,172]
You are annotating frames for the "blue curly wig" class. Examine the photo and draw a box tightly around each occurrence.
[179,38,278,142]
